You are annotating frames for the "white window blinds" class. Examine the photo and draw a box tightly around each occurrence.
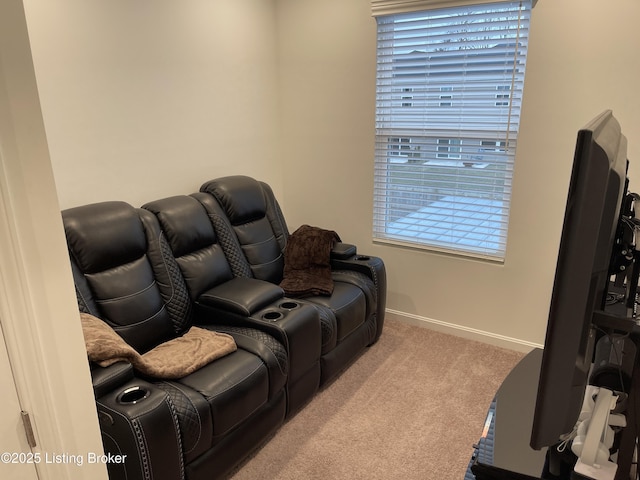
[373,0,531,261]
[371,0,537,17]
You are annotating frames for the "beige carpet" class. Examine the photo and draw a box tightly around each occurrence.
[231,317,525,480]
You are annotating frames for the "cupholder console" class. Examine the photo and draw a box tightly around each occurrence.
[96,379,183,479]
[279,301,300,311]
[262,310,284,321]
[117,385,151,404]
[256,299,321,413]
[196,281,323,413]
[261,301,301,321]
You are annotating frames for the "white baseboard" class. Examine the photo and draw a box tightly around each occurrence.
[385,309,543,353]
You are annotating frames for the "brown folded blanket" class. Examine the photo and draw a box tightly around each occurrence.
[80,313,237,379]
[279,224,341,297]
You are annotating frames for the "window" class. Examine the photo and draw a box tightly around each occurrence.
[437,138,462,159]
[439,86,453,107]
[372,0,531,261]
[495,85,511,106]
[388,137,412,160]
[401,87,414,107]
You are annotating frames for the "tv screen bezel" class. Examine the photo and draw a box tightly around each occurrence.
[530,110,628,450]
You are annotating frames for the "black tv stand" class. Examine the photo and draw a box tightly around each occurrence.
[468,345,640,480]
[468,348,559,480]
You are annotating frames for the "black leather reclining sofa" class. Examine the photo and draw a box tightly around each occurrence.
[62,175,386,480]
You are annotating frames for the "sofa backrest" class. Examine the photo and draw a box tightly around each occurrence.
[198,175,289,284]
[63,201,193,353]
[142,195,235,300]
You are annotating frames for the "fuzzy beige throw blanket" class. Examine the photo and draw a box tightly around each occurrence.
[80,313,237,379]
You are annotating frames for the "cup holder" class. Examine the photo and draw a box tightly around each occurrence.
[279,301,300,311]
[262,310,284,322]
[355,255,370,261]
[117,386,151,405]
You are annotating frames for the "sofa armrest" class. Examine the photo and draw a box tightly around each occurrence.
[330,242,357,260]
[96,379,183,480]
[195,277,292,356]
[198,277,284,316]
[331,254,384,283]
[331,253,387,342]
[91,361,134,399]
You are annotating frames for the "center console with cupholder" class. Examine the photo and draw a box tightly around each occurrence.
[196,279,322,414]
[95,376,184,480]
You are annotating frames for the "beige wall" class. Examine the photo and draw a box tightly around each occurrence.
[21,0,640,349]
[23,0,282,209]
[1,0,106,477]
[277,0,640,347]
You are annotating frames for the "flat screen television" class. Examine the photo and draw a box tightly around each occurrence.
[530,110,629,451]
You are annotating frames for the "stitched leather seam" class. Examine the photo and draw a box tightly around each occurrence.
[221,329,287,377]
[110,304,168,328]
[95,280,157,304]
[245,253,283,268]
[155,232,177,305]
[97,401,146,478]
[205,362,263,401]
[93,364,131,391]
[162,395,186,479]
[241,234,276,248]
[160,382,204,455]
[199,296,250,316]
[75,285,99,317]
[330,293,361,315]
[131,418,151,480]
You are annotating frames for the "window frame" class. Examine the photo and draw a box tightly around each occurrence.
[372,0,531,262]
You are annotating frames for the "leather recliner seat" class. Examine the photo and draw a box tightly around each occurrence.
[141,194,323,415]
[61,176,387,480]
[64,201,288,480]
[197,175,387,385]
